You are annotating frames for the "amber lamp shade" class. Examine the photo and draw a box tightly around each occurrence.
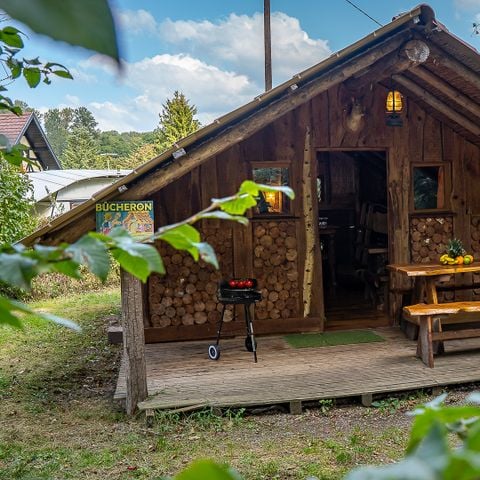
[385,90,403,113]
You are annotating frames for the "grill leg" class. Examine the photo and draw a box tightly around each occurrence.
[215,304,227,346]
[244,303,257,363]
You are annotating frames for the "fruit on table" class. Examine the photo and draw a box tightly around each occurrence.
[439,239,474,265]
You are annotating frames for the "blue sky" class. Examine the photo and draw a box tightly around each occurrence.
[10,0,480,132]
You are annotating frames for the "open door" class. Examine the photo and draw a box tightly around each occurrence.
[317,150,389,330]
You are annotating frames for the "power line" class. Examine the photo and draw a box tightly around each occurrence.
[344,0,383,28]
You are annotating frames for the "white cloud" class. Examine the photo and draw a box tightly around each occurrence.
[76,53,258,132]
[115,8,157,35]
[72,10,331,132]
[455,0,480,9]
[159,12,331,85]
[65,94,80,106]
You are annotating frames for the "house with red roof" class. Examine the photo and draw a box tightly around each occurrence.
[0,112,61,171]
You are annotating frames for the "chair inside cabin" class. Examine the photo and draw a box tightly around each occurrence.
[355,203,388,307]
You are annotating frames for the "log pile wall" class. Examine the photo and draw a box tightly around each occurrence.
[409,216,453,264]
[252,221,300,320]
[148,226,234,328]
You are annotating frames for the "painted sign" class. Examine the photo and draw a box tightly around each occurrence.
[96,201,154,239]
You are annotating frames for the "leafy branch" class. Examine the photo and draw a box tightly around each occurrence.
[0,181,294,329]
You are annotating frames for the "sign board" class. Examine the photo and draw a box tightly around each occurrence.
[95,201,154,239]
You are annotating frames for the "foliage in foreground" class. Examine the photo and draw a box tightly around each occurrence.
[167,393,480,480]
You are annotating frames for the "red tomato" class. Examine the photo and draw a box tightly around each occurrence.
[228,280,237,288]
[238,280,246,288]
[245,280,254,288]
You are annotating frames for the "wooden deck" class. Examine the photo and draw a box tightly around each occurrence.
[114,327,480,411]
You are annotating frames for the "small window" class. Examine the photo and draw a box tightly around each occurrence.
[252,165,290,214]
[413,165,445,210]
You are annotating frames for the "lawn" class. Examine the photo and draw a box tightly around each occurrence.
[0,288,462,479]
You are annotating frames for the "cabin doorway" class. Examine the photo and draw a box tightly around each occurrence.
[316,150,389,330]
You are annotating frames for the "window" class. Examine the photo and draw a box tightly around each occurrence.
[252,164,290,214]
[413,164,446,210]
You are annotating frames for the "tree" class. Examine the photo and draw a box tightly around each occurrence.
[71,106,98,137]
[62,125,101,169]
[119,142,159,169]
[155,91,201,152]
[0,158,36,243]
[43,107,74,160]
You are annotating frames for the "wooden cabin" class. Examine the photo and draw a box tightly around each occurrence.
[24,5,480,412]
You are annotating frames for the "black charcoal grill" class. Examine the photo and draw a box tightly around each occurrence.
[208,278,262,362]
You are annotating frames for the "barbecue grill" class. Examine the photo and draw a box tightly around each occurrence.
[208,278,262,362]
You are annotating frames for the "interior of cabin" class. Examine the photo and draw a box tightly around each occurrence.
[317,150,390,329]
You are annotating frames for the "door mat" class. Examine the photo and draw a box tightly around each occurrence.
[284,330,385,348]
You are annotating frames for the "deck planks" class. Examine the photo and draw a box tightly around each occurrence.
[114,327,480,411]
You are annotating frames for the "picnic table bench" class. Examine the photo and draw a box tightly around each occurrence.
[403,301,480,367]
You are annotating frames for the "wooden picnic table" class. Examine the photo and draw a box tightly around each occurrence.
[388,262,480,366]
[387,263,480,304]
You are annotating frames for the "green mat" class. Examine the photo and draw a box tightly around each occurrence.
[284,330,385,348]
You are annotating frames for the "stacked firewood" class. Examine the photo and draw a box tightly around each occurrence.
[410,216,453,263]
[253,221,300,320]
[148,227,233,328]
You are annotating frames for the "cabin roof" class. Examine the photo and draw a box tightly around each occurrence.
[22,4,480,246]
[0,112,61,170]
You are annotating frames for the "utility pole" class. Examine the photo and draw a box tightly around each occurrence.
[264,0,272,91]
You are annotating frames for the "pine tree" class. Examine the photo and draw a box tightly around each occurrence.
[62,126,101,169]
[155,91,201,152]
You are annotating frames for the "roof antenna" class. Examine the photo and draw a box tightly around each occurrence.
[264,0,272,91]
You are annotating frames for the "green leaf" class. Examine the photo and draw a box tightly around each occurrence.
[66,235,110,281]
[176,460,243,480]
[216,194,257,215]
[52,260,82,278]
[193,242,219,269]
[199,211,249,225]
[0,296,80,331]
[0,0,120,62]
[159,225,201,259]
[24,57,41,65]
[23,67,41,88]
[344,457,436,480]
[112,249,150,282]
[0,297,23,328]
[0,26,24,48]
[6,58,22,80]
[105,229,164,281]
[239,180,295,199]
[52,69,73,79]
[0,252,36,290]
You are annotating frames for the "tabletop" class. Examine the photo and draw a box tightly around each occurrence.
[387,263,480,277]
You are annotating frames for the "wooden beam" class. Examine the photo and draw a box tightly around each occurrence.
[408,66,480,119]
[121,270,148,415]
[264,0,272,92]
[302,127,314,318]
[393,74,480,137]
[35,32,410,245]
[345,39,429,92]
[429,44,480,91]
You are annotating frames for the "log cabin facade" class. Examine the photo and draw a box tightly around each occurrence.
[23,5,480,411]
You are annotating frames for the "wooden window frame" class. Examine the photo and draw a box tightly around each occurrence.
[411,162,451,213]
[250,161,292,217]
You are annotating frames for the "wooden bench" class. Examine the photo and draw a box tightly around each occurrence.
[403,302,480,368]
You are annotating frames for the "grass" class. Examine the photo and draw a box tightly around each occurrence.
[284,330,385,348]
[0,288,421,479]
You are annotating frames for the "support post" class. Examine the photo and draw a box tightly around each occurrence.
[264,0,272,91]
[121,269,148,415]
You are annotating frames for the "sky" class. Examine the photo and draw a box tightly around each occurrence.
[9,0,480,133]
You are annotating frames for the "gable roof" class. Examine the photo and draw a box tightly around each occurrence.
[23,4,480,246]
[0,112,61,170]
